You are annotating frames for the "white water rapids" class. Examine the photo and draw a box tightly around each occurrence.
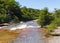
[8,21,40,30]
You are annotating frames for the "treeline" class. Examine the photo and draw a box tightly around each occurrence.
[0,0,40,23]
[21,7,40,21]
[0,0,60,30]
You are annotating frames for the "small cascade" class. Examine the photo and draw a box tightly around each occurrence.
[8,21,40,30]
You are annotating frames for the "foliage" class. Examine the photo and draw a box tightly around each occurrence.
[37,8,60,33]
[0,0,23,23]
[37,7,54,27]
[54,9,60,26]
[0,14,10,23]
[0,0,40,23]
[21,7,40,21]
[46,20,57,33]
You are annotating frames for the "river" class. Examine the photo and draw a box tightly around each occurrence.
[10,28,45,43]
[9,21,45,43]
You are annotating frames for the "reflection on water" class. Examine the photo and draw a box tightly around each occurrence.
[10,28,45,43]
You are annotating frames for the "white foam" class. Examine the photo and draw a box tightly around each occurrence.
[9,21,40,30]
[10,24,27,30]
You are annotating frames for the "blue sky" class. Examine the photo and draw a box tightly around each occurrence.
[16,0,60,11]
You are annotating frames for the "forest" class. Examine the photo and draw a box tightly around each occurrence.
[0,0,60,31]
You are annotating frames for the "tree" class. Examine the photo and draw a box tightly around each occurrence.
[54,9,60,26]
[21,7,40,21]
[0,0,23,23]
[37,7,54,27]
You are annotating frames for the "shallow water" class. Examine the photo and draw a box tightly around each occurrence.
[10,28,45,43]
[9,21,45,43]
[8,21,40,30]
[8,21,60,43]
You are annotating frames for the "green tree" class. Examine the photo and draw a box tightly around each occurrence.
[21,7,40,21]
[37,7,54,27]
[54,9,60,26]
[0,0,23,23]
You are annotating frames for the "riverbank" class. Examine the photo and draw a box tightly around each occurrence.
[0,27,23,43]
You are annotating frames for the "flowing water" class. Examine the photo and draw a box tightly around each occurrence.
[9,21,45,43]
[8,21,40,30]
[10,28,45,43]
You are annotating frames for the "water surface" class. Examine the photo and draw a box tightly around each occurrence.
[10,28,45,43]
[9,21,45,43]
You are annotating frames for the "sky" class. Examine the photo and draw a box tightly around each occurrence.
[16,0,60,12]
